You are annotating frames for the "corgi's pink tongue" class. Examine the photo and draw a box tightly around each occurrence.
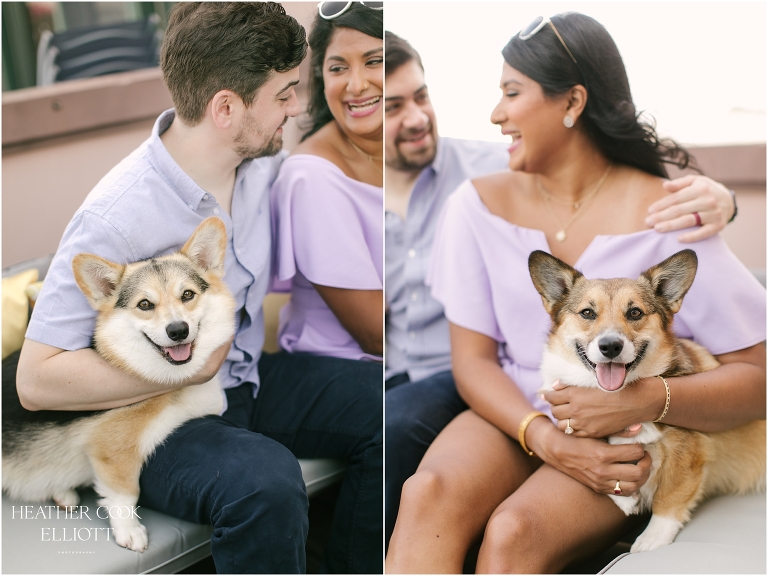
[596,362,626,391]
[164,343,191,362]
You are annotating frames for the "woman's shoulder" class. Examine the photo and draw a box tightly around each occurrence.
[279,133,350,185]
[289,124,382,187]
[273,155,344,199]
[471,169,533,221]
[441,174,517,227]
[291,123,357,172]
[280,152,341,173]
[291,124,342,163]
[613,165,669,208]
[611,166,669,232]
[471,169,518,190]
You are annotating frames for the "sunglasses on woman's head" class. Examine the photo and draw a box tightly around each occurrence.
[519,16,578,64]
[318,1,384,20]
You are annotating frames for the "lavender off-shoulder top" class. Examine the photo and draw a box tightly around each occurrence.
[427,180,766,418]
[271,154,383,361]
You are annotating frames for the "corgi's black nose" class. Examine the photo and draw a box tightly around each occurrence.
[166,321,189,342]
[598,337,624,359]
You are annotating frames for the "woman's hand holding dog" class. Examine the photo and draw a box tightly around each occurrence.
[543,378,666,439]
[526,418,652,496]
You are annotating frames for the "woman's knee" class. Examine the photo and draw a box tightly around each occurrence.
[397,468,451,520]
[480,506,545,572]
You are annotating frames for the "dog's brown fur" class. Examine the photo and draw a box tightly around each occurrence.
[529,249,765,552]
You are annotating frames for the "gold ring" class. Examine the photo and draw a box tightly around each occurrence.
[564,418,574,435]
[614,480,622,495]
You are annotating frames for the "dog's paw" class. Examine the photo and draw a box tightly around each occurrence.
[608,493,639,516]
[630,515,682,553]
[53,489,80,510]
[113,522,148,552]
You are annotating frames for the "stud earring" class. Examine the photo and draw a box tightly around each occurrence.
[563,116,574,128]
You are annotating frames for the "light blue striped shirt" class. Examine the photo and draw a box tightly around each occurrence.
[385,137,510,381]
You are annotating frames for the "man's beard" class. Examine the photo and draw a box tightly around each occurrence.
[235,115,286,160]
[387,126,437,171]
[236,134,283,160]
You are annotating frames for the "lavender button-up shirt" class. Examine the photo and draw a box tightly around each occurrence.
[385,137,509,381]
[27,110,282,408]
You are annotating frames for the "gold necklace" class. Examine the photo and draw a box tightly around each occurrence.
[538,163,612,242]
[345,135,383,175]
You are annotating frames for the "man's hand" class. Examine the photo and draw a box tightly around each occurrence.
[187,338,232,385]
[646,175,735,242]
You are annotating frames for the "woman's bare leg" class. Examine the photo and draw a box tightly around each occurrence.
[386,410,540,573]
[476,462,635,573]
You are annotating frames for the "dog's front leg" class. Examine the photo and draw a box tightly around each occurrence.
[631,430,705,553]
[93,478,148,552]
[89,443,148,552]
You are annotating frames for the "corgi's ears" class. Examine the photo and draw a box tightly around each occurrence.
[528,250,583,314]
[182,217,227,276]
[73,254,125,309]
[641,249,698,314]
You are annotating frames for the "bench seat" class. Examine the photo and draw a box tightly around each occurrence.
[600,492,766,574]
[2,458,345,574]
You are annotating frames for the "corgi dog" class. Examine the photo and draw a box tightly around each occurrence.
[528,249,765,553]
[2,217,235,552]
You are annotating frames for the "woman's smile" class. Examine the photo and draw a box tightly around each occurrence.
[505,131,523,154]
[346,95,382,118]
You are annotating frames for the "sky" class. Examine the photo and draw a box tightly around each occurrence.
[385,1,766,146]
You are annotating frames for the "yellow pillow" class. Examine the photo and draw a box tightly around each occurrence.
[25,280,44,308]
[2,269,39,360]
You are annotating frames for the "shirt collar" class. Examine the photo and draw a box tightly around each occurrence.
[147,109,254,211]
[427,135,445,178]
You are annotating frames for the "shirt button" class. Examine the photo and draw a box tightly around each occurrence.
[409,331,416,340]
[408,249,416,258]
[213,208,220,215]
[203,194,209,200]
[410,292,418,301]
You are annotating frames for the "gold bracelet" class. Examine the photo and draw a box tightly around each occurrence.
[518,411,547,456]
[653,375,670,422]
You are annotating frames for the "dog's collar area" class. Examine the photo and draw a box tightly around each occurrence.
[143,333,194,365]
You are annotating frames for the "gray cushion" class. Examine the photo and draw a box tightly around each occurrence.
[601,492,766,574]
[2,459,344,574]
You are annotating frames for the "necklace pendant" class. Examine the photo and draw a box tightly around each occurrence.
[556,230,567,242]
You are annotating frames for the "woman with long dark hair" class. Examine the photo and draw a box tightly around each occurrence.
[271,1,383,361]
[386,12,765,573]
[269,3,383,572]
